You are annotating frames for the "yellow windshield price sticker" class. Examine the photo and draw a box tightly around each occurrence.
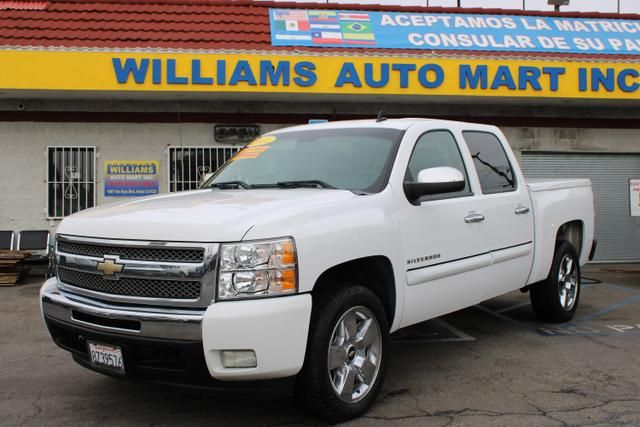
[233,145,270,160]
[249,136,277,147]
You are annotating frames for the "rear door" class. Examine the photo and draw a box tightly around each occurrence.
[461,130,535,298]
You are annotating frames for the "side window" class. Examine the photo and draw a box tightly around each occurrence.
[47,146,96,219]
[463,131,516,194]
[405,130,470,198]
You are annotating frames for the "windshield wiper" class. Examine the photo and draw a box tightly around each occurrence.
[275,180,336,189]
[209,180,253,189]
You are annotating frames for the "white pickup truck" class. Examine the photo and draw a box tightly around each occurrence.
[41,118,595,421]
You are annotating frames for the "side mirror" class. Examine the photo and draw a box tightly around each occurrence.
[404,167,466,203]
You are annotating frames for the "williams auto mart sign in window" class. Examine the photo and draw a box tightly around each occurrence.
[104,161,159,197]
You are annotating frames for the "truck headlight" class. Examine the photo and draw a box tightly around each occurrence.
[217,238,297,300]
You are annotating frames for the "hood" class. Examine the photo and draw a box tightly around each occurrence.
[57,189,356,242]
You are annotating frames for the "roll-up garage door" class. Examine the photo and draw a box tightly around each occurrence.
[521,152,640,263]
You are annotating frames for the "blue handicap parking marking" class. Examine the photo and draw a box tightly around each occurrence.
[476,282,640,337]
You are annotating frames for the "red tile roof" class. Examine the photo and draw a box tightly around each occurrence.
[0,1,46,9]
[1,0,639,60]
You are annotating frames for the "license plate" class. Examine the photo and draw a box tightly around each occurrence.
[87,341,125,375]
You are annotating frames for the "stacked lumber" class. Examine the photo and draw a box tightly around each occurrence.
[0,250,30,286]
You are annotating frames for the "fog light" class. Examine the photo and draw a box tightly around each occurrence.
[221,350,257,368]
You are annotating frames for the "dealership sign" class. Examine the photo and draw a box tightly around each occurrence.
[0,50,639,99]
[104,160,159,197]
[631,179,640,217]
[270,9,640,55]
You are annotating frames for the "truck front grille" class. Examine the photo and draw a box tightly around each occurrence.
[55,235,217,308]
[58,267,202,300]
[57,240,204,263]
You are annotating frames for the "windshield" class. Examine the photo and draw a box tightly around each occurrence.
[205,127,403,193]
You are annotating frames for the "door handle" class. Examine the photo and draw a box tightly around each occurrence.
[464,212,485,223]
[515,206,530,215]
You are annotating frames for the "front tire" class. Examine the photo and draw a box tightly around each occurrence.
[296,285,389,422]
[530,240,581,323]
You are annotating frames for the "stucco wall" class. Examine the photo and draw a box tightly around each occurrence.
[0,122,288,234]
[0,121,638,234]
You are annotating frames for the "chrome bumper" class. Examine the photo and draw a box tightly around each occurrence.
[41,278,204,341]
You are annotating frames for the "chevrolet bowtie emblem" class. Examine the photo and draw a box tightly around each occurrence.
[97,258,124,277]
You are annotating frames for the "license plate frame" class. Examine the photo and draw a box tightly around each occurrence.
[87,341,125,375]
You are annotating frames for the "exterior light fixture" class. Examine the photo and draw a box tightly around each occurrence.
[548,0,570,12]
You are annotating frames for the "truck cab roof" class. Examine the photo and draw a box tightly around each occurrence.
[272,118,500,134]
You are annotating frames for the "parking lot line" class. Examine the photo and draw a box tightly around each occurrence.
[599,283,640,294]
[568,293,640,326]
[494,301,531,314]
[431,318,476,342]
[473,303,532,328]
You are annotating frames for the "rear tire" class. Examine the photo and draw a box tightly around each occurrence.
[530,240,581,323]
[296,285,389,422]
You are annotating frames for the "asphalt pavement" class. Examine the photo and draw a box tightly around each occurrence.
[1,265,639,426]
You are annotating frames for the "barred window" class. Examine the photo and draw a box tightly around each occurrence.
[168,146,243,192]
[47,147,96,219]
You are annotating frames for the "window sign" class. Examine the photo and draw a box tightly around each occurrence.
[104,160,159,197]
[631,179,640,217]
[270,8,640,55]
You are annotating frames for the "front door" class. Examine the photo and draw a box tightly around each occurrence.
[396,129,493,328]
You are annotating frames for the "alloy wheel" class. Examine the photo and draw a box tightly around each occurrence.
[327,306,382,403]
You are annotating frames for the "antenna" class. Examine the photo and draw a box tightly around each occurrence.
[376,111,387,122]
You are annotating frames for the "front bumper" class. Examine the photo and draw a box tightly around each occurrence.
[41,278,312,386]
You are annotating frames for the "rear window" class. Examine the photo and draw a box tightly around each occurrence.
[463,131,516,194]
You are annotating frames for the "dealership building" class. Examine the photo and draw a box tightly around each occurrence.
[0,0,639,262]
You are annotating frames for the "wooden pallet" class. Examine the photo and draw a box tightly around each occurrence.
[0,274,19,286]
[0,251,31,286]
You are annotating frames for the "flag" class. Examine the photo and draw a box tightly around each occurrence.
[309,10,338,23]
[273,9,308,21]
[273,9,310,32]
[338,12,370,22]
[274,19,310,32]
[340,21,376,43]
[275,34,312,41]
[285,19,309,32]
[310,23,341,30]
[312,31,343,44]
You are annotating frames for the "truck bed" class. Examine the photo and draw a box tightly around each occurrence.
[526,178,595,285]
[527,178,592,192]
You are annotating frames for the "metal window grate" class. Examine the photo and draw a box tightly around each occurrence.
[168,146,243,192]
[47,147,96,219]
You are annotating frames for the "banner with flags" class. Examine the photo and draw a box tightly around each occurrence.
[271,8,376,47]
[269,8,640,55]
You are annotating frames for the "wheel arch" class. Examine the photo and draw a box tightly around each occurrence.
[311,256,396,328]
[528,218,587,285]
[556,220,584,259]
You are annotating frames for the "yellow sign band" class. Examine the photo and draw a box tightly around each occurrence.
[0,49,638,99]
